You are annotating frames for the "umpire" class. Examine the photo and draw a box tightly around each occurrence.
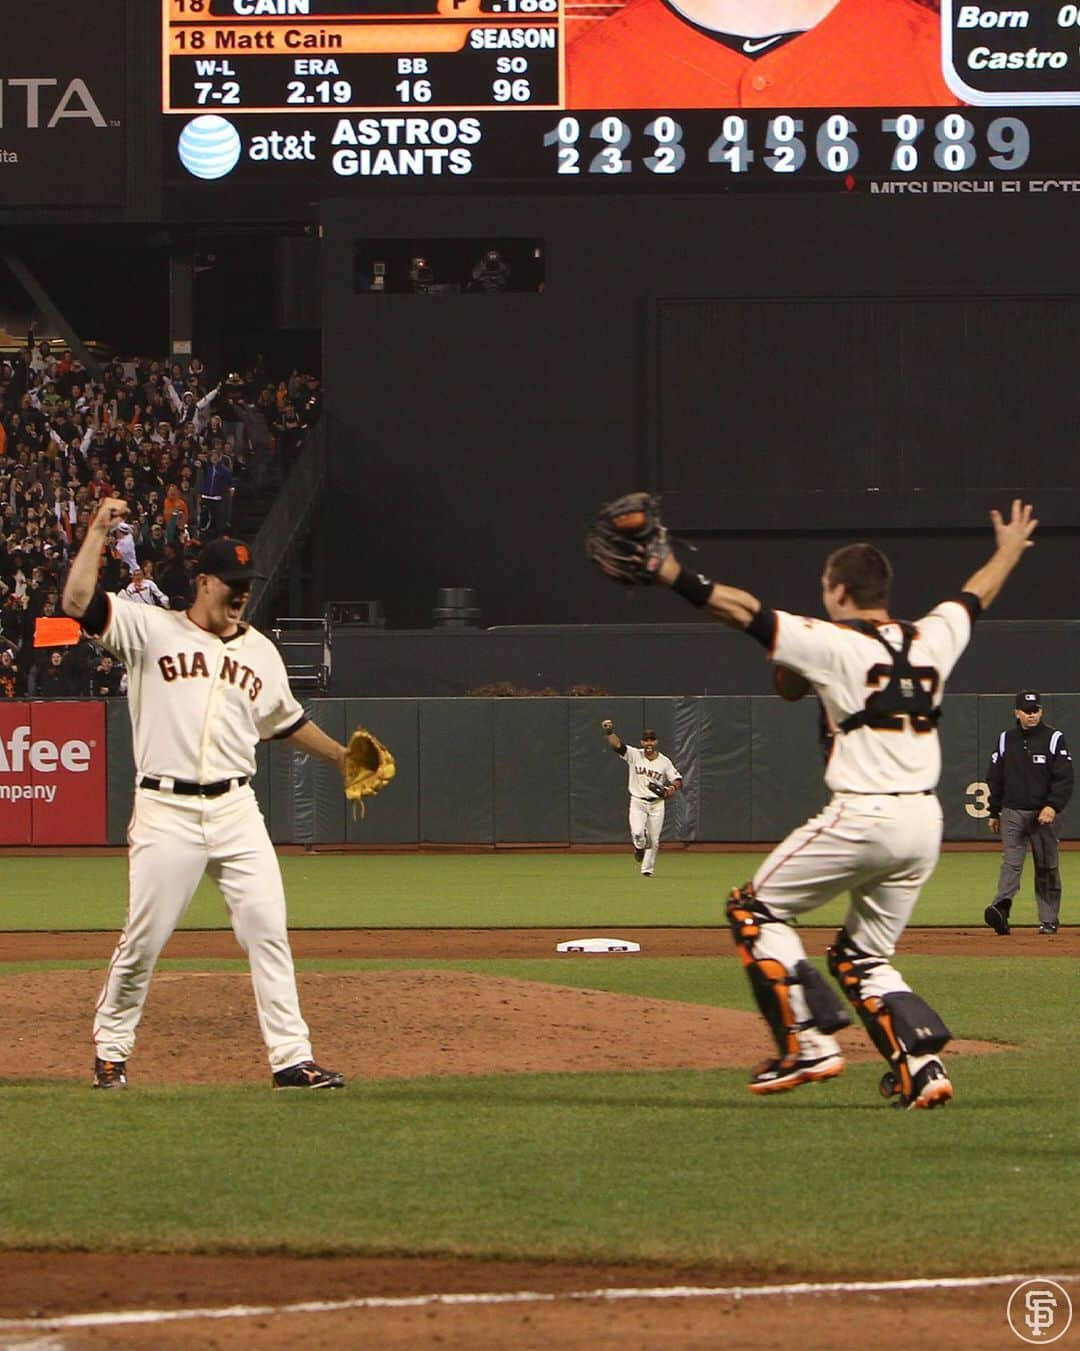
[984,690,1073,936]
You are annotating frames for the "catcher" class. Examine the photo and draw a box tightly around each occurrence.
[586,492,1038,1110]
[600,719,681,877]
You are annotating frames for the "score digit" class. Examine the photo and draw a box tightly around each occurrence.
[934,114,976,172]
[708,115,753,172]
[765,115,806,173]
[644,116,685,174]
[883,113,924,172]
[816,114,859,172]
[588,116,631,174]
[543,116,580,173]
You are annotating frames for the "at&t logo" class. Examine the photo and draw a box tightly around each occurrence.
[178,116,318,179]
[178,115,242,179]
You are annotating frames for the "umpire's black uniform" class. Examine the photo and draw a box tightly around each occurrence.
[984,690,1073,935]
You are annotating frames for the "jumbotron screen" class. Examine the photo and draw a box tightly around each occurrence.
[162,0,1080,203]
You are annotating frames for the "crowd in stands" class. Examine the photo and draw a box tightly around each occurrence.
[0,331,322,697]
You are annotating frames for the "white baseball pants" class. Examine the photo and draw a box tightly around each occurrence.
[629,795,665,874]
[94,785,312,1072]
[749,791,943,1027]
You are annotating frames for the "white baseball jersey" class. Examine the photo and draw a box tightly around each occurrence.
[766,599,974,794]
[624,744,681,799]
[120,578,169,607]
[111,521,138,572]
[95,593,305,781]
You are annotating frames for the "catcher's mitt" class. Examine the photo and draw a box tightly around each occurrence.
[343,727,396,816]
[585,492,670,586]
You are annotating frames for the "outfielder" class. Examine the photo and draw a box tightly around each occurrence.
[601,720,682,876]
[63,497,350,1091]
[587,494,1037,1109]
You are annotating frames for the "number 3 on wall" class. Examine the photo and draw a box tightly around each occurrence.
[965,781,991,819]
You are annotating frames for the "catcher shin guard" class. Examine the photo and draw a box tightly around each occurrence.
[827,930,952,1101]
[793,959,852,1035]
[727,886,800,1059]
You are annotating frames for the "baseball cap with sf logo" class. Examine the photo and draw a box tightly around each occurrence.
[1016,690,1041,711]
[196,538,264,583]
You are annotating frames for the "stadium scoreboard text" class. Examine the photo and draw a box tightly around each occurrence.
[162,1,1080,198]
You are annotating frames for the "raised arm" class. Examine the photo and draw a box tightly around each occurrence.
[62,496,127,620]
[600,718,626,755]
[960,499,1038,611]
[654,554,762,629]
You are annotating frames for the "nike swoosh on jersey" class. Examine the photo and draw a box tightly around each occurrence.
[742,35,783,53]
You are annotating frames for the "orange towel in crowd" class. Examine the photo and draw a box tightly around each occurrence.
[565,0,958,109]
[34,617,82,647]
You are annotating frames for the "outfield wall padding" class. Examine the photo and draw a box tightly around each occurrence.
[494,699,570,844]
[79,694,1080,847]
[343,699,420,845]
[105,699,134,847]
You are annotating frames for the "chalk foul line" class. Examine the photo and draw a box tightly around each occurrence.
[0,1272,1076,1332]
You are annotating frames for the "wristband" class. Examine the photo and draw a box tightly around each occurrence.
[671,565,713,608]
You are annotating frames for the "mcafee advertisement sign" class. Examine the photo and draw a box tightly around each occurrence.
[0,702,107,844]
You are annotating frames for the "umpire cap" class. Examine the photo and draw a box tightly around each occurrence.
[196,538,265,583]
[1015,690,1041,711]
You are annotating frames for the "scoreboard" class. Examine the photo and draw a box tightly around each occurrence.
[161,0,1080,205]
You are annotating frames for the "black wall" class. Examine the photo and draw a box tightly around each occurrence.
[325,621,1080,698]
[320,192,1080,631]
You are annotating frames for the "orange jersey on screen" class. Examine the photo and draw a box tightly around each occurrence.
[565,0,958,109]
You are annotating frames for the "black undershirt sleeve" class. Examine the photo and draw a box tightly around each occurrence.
[76,588,109,637]
[271,713,309,741]
[745,607,777,650]
[955,591,982,624]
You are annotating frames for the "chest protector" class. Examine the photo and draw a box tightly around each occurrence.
[838,622,941,735]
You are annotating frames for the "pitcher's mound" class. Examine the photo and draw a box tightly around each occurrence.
[2,969,1005,1085]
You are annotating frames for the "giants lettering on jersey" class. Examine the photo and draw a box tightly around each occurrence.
[157,651,264,701]
[637,765,666,784]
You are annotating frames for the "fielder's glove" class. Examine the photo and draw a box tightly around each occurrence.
[585,492,670,586]
[647,781,669,799]
[343,726,396,816]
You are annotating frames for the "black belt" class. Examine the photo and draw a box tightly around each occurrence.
[139,776,248,797]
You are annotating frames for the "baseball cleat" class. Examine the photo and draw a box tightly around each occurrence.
[634,847,645,863]
[748,1053,845,1096]
[92,1058,127,1090]
[903,1061,953,1111]
[983,904,1010,936]
[1037,923,1059,935]
[272,1060,345,1090]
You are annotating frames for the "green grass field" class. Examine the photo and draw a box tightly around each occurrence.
[1,852,1077,1276]
[0,849,1070,930]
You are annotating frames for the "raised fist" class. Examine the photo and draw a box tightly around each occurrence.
[93,497,129,530]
